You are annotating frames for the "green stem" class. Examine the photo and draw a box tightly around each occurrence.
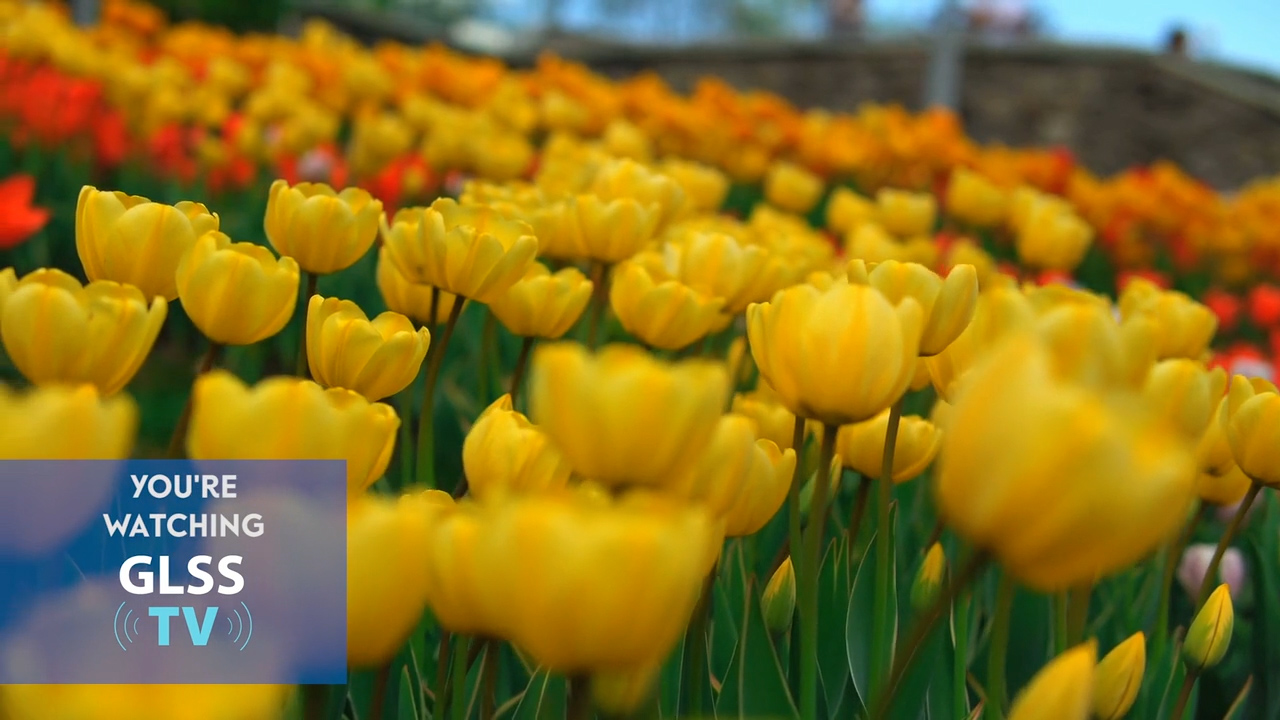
[1170,667,1199,720]
[567,675,592,720]
[302,685,326,720]
[166,342,223,459]
[986,573,1016,719]
[397,387,415,488]
[798,423,838,720]
[370,663,391,720]
[1052,592,1068,656]
[954,590,972,720]
[684,568,716,716]
[296,271,317,377]
[1154,504,1204,664]
[846,473,871,548]
[784,415,806,586]
[415,299,465,488]
[509,335,534,408]
[1066,582,1092,645]
[480,641,498,720]
[587,262,607,349]
[478,309,496,403]
[1195,482,1263,608]
[434,630,451,715]
[870,399,904,706]
[451,633,467,720]
[872,551,990,720]
[428,287,440,327]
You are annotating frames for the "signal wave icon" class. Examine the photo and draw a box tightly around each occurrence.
[113,601,253,651]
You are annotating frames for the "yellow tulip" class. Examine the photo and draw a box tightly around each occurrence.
[1,269,166,395]
[1143,360,1227,440]
[659,158,728,213]
[529,342,727,490]
[572,194,661,264]
[472,130,535,182]
[477,494,719,671]
[674,414,795,536]
[1033,303,1157,391]
[590,157,686,229]
[264,180,382,275]
[610,261,726,351]
[379,199,538,302]
[1119,278,1218,360]
[76,186,219,301]
[0,684,291,720]
[1184,584,1234,670]
[910,543,946,611]
[668,231,770,314]
[1221,374,1280,486]
[853,259,979,356]
[836,409,941,483]
[0,383,136,459]
[593,663,663,717]
[1014,202,1093,272]
[747,278,923,426]
[731,391,798,450]
[175,231,299,346]
[305,295,430,401]
[1195,395,1251,505]
[764,160,823,215]
[762,557,796,634]
[422,501,506,636]
[825,187,876,236]
[187,371,399,494]
[936,335,1195,591]
[946,167,1008,227]
[602,119,653,162]
[845,222,908,263]
[1093,632,1145,720]
[945,239,998,288]
[489,262,593,339]
[462,395,573,502]
[1007,642,1096,720]
[0,266,16,319]
[375,246,462,327]
[927,284,1035,401]
[519,197,587,260]
[347,493,431,667]
[875,188,936,238]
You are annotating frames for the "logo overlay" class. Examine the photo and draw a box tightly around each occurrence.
[0,460,347,684]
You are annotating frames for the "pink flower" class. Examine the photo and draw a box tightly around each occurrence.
[1178,543,1246,600]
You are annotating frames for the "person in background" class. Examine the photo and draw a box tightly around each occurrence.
[1165,24,1190,56]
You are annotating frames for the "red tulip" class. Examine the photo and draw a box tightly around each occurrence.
[1202,288,1241,333]
[0,174,49,249]
[1248,284,1280,329]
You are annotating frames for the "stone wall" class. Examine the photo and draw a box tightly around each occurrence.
[298,3,1280,189]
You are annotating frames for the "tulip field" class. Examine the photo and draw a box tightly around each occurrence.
[4,1,1280,719]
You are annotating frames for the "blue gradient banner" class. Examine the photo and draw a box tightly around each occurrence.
[0,460,347,684]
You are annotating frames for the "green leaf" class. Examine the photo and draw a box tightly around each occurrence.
[510,670,567,720]
[1222,676,1253,720]
[658,638,685,718]
[1003,586,1054,695]
[816,539,852,715]
[846,507,898,715]
[891,605,953,720]
[715,575,799,719]
[712,541,747,687]
[1246,530,1280,718]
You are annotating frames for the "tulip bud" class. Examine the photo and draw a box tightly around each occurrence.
[659,158,729,214]
[1093,632,1145,720]
[489,262,593,340]
[306,295,431,402]
[764,161,823,215]
[875,188,936,238]
[375,247,462,327]
[910,543,946,611]
[1221,373,1280,487]
[1007,641,1096,720]
[762,557,796,634]
[265,180,381,276]
[826,187,876,236]
[946,167,1008,227]
[176,231,300,346]
[1183,584,1234,671]
[836,409,942,484]
[1143,359,1228,440]
[609,261,726,351]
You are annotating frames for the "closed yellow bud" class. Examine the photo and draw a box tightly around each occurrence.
[175,231,299,345]
[463,395,573,502]
[610,261,726,351]
[764,161,823,215]
[659,158,728,213]
[910,543,946,611]
[861,260,979,356]
[306,295,430,402]
[187,371,399,494]
[927,284,1035,402]
[1,269,166,395]
[264,180,382,275]
[375,247,462,326]
[1007,642,1096,720]
[837,409,941,483]
[946,167,1008,227]
[478,494,719,671]
[529,342,727,490]
[76,186,219,301]
[1184,584,1234,670]
[380,199,538,302]
[936,335,1195,591]
[572,194,660,264]
[1118,278,1217,360]
[590,157,686,230]
[731,391,797,450]
[826,187,876,236]
[1221,374,1280,486]
[1093,631,1145,720]
[875,188,936,238]
[763,557,796,634]
[1015,201,1093,272]
[347,493,431,667]
[489,262,592,339]
[1143,360,1227,440]
[0,383,136,459]
[748,279,923,426]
